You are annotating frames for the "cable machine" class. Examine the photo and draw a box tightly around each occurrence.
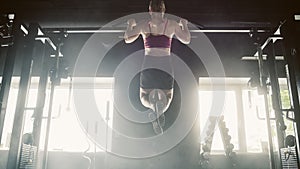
[198,15,300,169]
[247,17,300,169]
[0,14,69,169]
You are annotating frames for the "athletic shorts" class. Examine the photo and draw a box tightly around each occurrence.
[140,55,174,90]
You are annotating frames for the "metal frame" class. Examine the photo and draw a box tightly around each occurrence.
[43,27,268,34]
[281,17,300,167]
[265,41,286,150]
[0,19,20,145]
[251,16,300,168]
[21,24,62,57]
[6,23,38,169]
[42,36,65,169]
[256,43,276,169]
[31,42,51,169]
[0,14,297,169]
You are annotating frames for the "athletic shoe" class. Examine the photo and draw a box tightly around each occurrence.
[155,100,165,117]
[152,120,163,135]
[148,111,163,135]
[158,113,165,127]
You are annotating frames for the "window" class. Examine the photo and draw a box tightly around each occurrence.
[279,80,295,137]
[199,77,295,153]
[1,76,296,154]
[198,77,281,153]
[0,77,20,149]
[199,90,239,152]
[0,77,114,152]
[242,89,269,152]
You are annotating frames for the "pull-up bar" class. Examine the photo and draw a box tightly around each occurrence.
[45,28,268,34]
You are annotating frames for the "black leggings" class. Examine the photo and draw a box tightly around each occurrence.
[140,55,174,90]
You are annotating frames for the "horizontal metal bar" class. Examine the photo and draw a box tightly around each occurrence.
[191,29,266,33]
[1,44,11,47]
[253,35,283,56]
[250,22,285,58]
[21,24,62,56]
[256,106,276,120]
[24,107,35,110]
[35,36,55,49]
[241,55,284,61]
[35,35,63,57]
[20,24,28,35]
[36,29,58,51]
[281,109,294,112]
[47,28,267,34]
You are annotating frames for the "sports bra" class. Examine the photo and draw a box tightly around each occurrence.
[144,20,172,48]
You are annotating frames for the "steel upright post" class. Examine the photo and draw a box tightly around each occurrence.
[6,23,38,169]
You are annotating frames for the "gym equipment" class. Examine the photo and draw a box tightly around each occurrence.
[247,19,300,168]
[19,133,37,169]
[280,135,298,168]
[199,115,237,169]
[1,18,68,169]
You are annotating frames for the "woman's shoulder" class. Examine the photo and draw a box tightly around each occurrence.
[134,19,149,31]
[137,19,150,26]
[165,19,179,27]
[164,19,180,31]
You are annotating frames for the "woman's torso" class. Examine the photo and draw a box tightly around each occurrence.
[141,18,174,56]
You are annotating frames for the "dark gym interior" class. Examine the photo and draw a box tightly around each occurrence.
[1,0,300,169]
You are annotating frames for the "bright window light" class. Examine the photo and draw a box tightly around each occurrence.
[1,76,293,154]
[199,90,239,152]
[0,82,19,149]
[242,90,268,153]
[0,77,114,152]
[199,77,276,153]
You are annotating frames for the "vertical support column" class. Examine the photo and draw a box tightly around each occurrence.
[32,43,50,148]
[257,44,276,169]
[0,20,20,143]
[42,40,63,169]
[266,41,286,149]
[6,23,38,169]
[32,42,50,169]
[265,41,287,169]
[281,16,300,166]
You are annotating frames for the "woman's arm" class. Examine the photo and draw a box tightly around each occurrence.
[124,19,142,43]
[174,19,191,44]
